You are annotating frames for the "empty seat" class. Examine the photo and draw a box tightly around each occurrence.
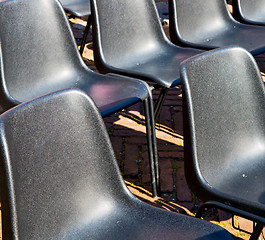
[0,89,234,239]
[180,46,265,240]
[90,0,203,119]
[232,0,265,26]
[168,0,265,55]
[0,0,159,196]
[90,0,203,190]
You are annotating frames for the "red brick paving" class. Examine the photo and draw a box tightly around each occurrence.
[176,168,192,202]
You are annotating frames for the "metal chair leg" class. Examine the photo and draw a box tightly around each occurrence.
[154,87,168,122]
[196,201,264,240]
[144,98,157,197]
[147,94,160,193]
[250,223,264,240]
[79,15,92,56]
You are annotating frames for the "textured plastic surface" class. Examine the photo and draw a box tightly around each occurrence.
[0,89,233,239]
[91,0,203,89]
[59,0,90,17]
[233,0,265,26]
[0,0,149,117]
[180,46,265,222]
[168,0,265,55]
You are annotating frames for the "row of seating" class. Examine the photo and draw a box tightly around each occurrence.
[0,0,264,239]
[0,1,231,238]
[62,0,265,239]
[90,0,265,198]
[60,0,265,55]
[61,0,265,198]
[0,0,222,239]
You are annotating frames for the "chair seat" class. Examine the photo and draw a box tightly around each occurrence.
[111,45,203,89]
[9,69,149,117]
[63,197,233,240]
[91,0,204,90]
[209,151,265,216]
[182,23,265,55]
[82,73,150,117]
[246,17,265,25]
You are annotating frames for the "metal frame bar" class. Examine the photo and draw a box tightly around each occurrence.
[196,201,264,240]
[154,87,168,122]
[250,223,264,240]
[232,215,255,235]
[79,15,92,56]
[147,94,160,193]
[144,98,158,197]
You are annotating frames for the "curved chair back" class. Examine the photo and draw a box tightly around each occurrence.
[168,0,232,47]
[168,0,265,55]
[0,0,87,110]
[1,89,129,239]
[232,0,265,25]
[90,0,203,122]
[1,89,234,239]
[0,0,161,197]
[180,47,265,221]
[91,0,169,72]
[0,0,152,118]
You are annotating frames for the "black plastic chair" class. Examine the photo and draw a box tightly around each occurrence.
[180,46,265,240]
[90,0,203,192]
[232,0,265,26]
[0,0,159,196]
[168,0,265,55]
[0,89,234,240]
[90,0,203,121]
[59,0,91,55]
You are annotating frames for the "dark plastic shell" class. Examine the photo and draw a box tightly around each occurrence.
[168,0,265,55]
[0,89,233,239]
[181,46,265,223]
[0,0,149,117]
[232,0,265,26]
[90,0,203,89]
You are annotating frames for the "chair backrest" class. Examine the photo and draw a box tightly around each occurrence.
[168,0,234,46]
[91,0,169,72]
[1,89,130,239]
[233,0,265,25]
[180,47,265,204]
[0,0,88,110]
